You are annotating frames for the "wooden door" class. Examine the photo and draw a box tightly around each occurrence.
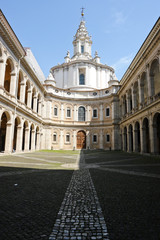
[77,130,86,149]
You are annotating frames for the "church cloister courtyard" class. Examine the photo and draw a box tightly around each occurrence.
[0,150,160,240]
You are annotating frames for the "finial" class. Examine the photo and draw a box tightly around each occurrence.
[81,7,85,19]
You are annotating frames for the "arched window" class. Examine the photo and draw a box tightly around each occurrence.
[79,74,85,85]
[53,133,57,142]
[78,106,85,121]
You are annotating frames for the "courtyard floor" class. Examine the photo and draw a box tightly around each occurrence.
[0,150,160,239]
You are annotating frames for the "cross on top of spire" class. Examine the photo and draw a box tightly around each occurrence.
[81,7,85,20]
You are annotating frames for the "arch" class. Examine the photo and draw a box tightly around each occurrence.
[37,93,41,113]
[17,71,23,100]
[22,121,28,151]
[150,59,160,96]
[29,123,34,150]
[4,58,14,93]
[0,112,8,152]
[79,74,85,85]
[135,121,141,152]
[78,106,85,121]
[128,124,133,152]
[153,112,160,154]
[123,127,127,151]
[35,126,40,149]
[142,118,150,153]
[77,130,86,149]
[12,117,21,152]
[31,87,36,110]
[25,80,30,105]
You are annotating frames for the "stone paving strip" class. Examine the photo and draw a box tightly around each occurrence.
[49,168,109,240]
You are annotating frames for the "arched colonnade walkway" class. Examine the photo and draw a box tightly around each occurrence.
[0,54,43,116]
[121,112,160,154]
[0,110,41,153]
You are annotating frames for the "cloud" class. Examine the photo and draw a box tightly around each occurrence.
[113,11,127,25]
[112,54,133,71]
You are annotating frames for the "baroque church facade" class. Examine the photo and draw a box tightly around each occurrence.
[0,9,160,154]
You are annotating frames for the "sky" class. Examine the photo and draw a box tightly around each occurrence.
[1,0,160,80]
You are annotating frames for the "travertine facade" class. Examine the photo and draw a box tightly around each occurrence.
[0,10,160,154]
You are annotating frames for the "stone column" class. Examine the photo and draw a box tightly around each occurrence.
[0,60,6,88]
[60,129,64,149]
[38,100,42,116]
[24,127,30,151]
[27,87,32,108]
[4,122,13,153]
[140,120,144,153]
[99,129,103,149]
[100,104,103,121]
[20,79,26,103]
[74,105,77,121]
[86,130,90,149]
[73,130,76,149]
[126,92,130,113]
[87,105,90,121]
[131,85,135,110]
[127,126,130,152]
[10,72,17,96]
[149,115,154,154]
[36,132,40,150]
[133,124,136,152]
[33,93,38,112]
[123,130,126,151]
[31,129,35,150]
[16,125,23,152]
[138,77,143,108]
[146,64,153,99]
[61,103,64,120]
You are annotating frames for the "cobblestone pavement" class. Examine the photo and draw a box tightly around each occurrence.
[49,168,109,240]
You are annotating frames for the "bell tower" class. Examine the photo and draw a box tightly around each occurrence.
[72,8,92,59]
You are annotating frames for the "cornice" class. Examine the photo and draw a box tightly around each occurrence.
[51,59,114,72]
[0,10,25,58]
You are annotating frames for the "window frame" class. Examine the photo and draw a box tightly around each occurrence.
[65,133,70,143]
[53,132,57,142]
[93,108,98,118]
[106,134,110,143]
[78,106,85,121]
[81,45,84,54]
[54,106,58,117]
[66,107,71,118]
[105,107,110,117]
[79,73,85,85]
[93,134,98,143]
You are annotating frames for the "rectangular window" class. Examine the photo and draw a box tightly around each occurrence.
[106,134,110,142]
[81,45,84,53]
[93,109,98,118]
[93,134,97,143]
[66,134,70,142]
[54,107,58,116]
[106,108,110,117]
[67,108,71,118]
